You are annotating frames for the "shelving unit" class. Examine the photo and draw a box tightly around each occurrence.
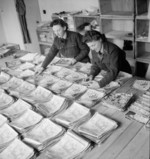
[135,0,150,78]
[36,22,54,55]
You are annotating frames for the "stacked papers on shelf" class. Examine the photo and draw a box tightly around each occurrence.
[0,138,34,159]
[52,58,73,67]
[65,72,87,83]
[63,83,87,99]
[9,109,43,133]
[133,80,150,91]
[38,75,60,88]
[23,118,65,150]
[0,123,18,152]
[44,65,62,75]
[0,93,14,110]
[37,131,91,159]
[15,81,36,97]
[102,92,133,111]
[53,102,91,129]
[54,67,73,78]
[77,89,105,108]
[18,62,35,71]
[0,114,7,127]
[19,52,39,62]
[0,76,23,90]
[0,71,10,85]
[77,112,118,144]
[115,71,132,84]
[50,80,72,94]
[36,95,69,117]
[0,99,32,120]
[22,86,53,103]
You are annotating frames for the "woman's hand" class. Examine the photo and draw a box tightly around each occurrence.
[70,58,77,65]
[35,66,44,75]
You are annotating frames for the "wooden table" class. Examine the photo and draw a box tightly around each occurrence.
[83,77,150,159]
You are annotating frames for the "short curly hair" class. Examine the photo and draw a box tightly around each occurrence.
[50,19,68,30]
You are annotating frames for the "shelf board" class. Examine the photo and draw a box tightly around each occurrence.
[73,14,100,18]
[39,42,53,46]
[136,37,150,43]
[136,52,150,64]
[105,30,134,41]
[136,13,150,20]
[100,11,134,19]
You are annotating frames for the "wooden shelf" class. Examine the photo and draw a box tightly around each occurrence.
[39,41,52,46]
[105,30,134,41]
[136,52,150,63]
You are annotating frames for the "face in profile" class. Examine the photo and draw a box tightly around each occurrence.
[87,40,102,52]
[52,25,66,38]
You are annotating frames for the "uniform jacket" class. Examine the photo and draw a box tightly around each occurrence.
[90,41,132,87]
[42,31,90,68]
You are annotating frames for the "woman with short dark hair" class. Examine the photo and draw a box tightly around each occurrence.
[82,30,132,88]
[36,19,90,75]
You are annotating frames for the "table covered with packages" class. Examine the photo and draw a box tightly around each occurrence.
[0,52,149,159]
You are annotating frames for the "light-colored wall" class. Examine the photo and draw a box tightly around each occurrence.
[0,0,25,49]
[0,13,6,45]
[38,0,99,21]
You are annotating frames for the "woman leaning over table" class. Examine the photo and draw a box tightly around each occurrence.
[36,18,90,75]
[82,30,132,88]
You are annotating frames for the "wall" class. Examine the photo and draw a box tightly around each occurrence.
[38,0,99,21]
[0,13,6,45]
[0,0,25,49]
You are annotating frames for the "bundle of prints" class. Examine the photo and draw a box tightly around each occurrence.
[35,95,70,118]
[0,138,35,159]
[0,123,18,152]
[0,114,8,127]
[126,90,150,124]
[64,71,87,83]
[19,52,39,62]
[62,83,87,100]
[23,118,66,151]
[53,102,91,129]
[52,57,74,67]
[37,130,91,159]
[0,92,15,110]
[44,65,62,75]
[0,99,32,120]
[0,71,11,85]
[132,80,150,91]
[49,79,73,94]
[14,81,36,99]
[76,112,118,144]
[37,74,60,88]
[76,89,105,108]
[54,67,73,79]
[74,62,92,74]
[5,59,22,70]
[101,92,133,111]
[9,109,43,133]
[21,86,53,104]
[0,76,23,90]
